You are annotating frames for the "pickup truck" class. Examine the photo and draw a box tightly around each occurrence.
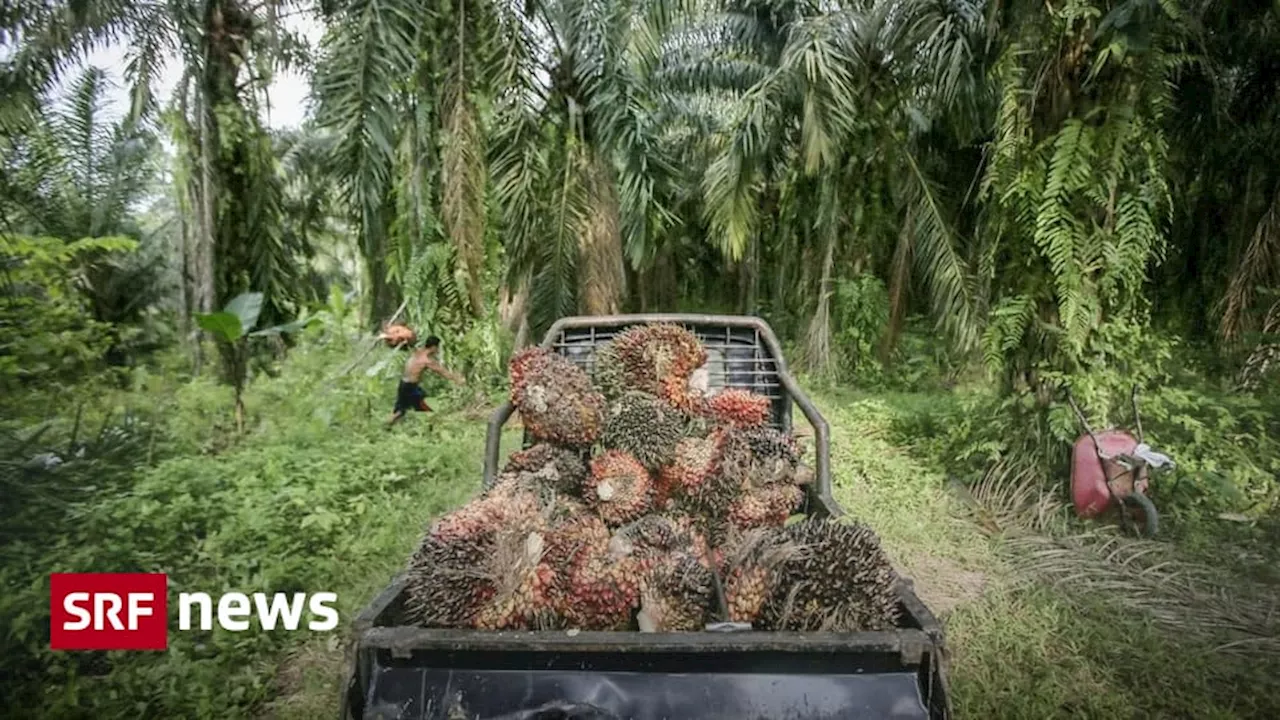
[340,314,953,720]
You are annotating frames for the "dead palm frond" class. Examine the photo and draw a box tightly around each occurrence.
[1220,186,1280,342]
[959,457,1280,660]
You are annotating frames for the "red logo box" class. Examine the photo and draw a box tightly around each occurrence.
[50,573,168,650]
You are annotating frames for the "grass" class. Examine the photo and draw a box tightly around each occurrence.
[6,335,1280,718]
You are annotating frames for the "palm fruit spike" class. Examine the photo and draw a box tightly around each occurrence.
[637,551,715,632]
[404,532,496,628]
[727,484,804,532]
[719,528,801,625]
[510,347,605,447]
[561,553,646,630]
[471,526,559,630]
[602,392,685,470]
[609,514,698,561]
[761,519,902,632]
[592,341,628,399]
[585,450,654,527]
[502,443,588,494]
[707,389,772,428]
[739,426,801,466]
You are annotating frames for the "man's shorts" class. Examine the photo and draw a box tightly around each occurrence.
[394,380,432,413]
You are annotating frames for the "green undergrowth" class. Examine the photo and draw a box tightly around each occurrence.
[1,335,515,718]
[820,391,1280,719]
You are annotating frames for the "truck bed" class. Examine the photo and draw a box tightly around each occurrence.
[341,575,951,720]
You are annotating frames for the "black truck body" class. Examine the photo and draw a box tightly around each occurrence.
[341,315,953,720]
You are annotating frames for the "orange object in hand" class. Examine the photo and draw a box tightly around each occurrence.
[380,323,416,348]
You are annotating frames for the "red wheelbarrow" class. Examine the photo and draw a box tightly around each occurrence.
[1066,387,1173,537]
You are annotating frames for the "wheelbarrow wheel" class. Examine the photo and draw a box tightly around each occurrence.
[1122,492,1159,537]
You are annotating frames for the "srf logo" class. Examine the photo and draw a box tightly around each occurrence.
[50,573,168,650]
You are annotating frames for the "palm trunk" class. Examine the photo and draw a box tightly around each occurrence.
[804,227,837,373]
[367,247,400,325]
[881,215,913,362]
[579,153,625,315]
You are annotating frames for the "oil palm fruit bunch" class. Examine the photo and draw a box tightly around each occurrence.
[706,389,772,428]
[406,483,551,628]
[379,322,416,348]
[602,392,685,470]
[502,443,588,494]
[509,347,605,447]
[719,528,801,625]
[739,426,800,466]
[727,484,804,532]
[596,324,708,413]
[404,531,497,627]
[585,450,654,527]
[561,553,646,630]
[637,551,715,632]
[508,346,552,394]
[470,526,559,630]
[543,513,610,573]
[660,433,741,516]
[485,472,562,514]
[608,514,704,562]
[760,519,901,632]
[738,427,807,488]
[428,482,544,544]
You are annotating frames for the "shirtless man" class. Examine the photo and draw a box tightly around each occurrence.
[387,335,464,427]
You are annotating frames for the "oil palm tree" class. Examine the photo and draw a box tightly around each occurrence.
[3,0,314,386]
[670,0,985,369]
[486,0,682,336]
[0,66,171,360]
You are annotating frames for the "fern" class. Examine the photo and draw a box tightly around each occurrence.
[982,294,1035,374]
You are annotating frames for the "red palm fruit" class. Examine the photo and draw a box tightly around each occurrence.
[561,553,647,630]
[727,485,804,532]
[509,346,553,397]
[427,487,541,544]
[707,389,772,428]
[585,451,654,527]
